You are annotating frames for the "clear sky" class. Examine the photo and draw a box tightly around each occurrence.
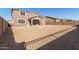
[0,8,79,21]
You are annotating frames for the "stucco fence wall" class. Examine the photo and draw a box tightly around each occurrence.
[46,20,79,25]
[0,17,8,37]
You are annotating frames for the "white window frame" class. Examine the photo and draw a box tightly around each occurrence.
[19,11,26,16]
[17,18,26,25]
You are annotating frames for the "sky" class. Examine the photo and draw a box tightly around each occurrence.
[0,8,79,21]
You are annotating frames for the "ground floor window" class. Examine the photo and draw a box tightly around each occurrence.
[33,19,40,25]
[18,19,26,24]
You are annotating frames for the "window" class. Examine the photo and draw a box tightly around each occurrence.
[18,19,25,24]
[20,11,25,16]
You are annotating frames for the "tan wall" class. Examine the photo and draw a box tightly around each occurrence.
[74,21,79,25]
[12,9,39,26]
[0,18,3,36]
[45,20,79,25]
[3,20,6,32]
[0,17,8,37]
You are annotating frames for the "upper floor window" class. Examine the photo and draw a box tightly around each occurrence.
[20,11,25,16]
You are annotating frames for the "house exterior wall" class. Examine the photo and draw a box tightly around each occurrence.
[41,17,46,25]
[30,16,46,25]
[12,9,40,26]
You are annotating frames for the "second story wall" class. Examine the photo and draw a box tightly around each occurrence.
[12,9,39,26]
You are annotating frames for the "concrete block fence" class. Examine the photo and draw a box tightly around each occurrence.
[46,20,79,25]
[0,16,8,37]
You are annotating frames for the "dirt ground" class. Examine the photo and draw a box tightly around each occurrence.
[11,25,73,43]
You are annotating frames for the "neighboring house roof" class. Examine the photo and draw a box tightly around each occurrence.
[46,16,57,20]
[45,16,74,21]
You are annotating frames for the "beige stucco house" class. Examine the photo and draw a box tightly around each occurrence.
[8,8,79,26]
[10,9,46,26]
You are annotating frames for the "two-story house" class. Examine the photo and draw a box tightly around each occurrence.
[10,9,46,26]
